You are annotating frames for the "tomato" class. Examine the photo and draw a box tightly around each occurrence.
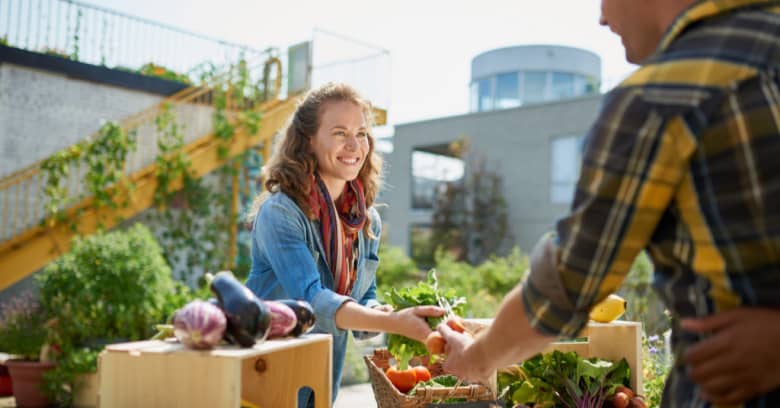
[630,397,648,408]
[425,331,446,354]
[615,386,634,399]
[413,365,432,383]
[446,316,466,333]
[385,366,417,393]
[612,392,630,408]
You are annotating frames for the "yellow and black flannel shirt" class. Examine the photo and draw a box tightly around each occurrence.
[522,0,780,406]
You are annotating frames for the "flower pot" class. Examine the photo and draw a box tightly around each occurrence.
[5,360,55,407]
[0,363,12,396]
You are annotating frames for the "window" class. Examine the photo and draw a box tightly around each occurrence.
[523,71,547,104]
[551,72,575,100]
[477,78,493,111]
[551,135,584,204]
[495,72,520,109]
[411,150,464,209]
[469,82,479,112]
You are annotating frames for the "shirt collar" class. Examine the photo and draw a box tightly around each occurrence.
[658,0,780,52]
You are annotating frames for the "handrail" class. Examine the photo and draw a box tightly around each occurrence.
[0,56,283,244]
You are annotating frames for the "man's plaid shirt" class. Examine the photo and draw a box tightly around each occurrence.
[522,1,780,406]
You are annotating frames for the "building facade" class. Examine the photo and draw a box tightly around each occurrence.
[383,45,606,255]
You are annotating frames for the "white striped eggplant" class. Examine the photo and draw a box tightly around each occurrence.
[172,300,227,350]
[264,301,298,338]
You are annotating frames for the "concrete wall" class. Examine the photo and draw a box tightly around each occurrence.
[383,95,604,255]
[0,62,164,177]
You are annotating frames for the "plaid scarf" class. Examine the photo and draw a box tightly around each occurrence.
[308,173,367,295]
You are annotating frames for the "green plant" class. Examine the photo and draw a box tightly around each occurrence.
[37,224,190,405]
[0,293,49,361]
[622,252,670,336]
[139,63,192,84]
[376,243,421,300]
[0,35,8,46]
[642,332,671,407]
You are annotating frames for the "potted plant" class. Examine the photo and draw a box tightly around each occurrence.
[0,292,55,407]
[36,223,190,407]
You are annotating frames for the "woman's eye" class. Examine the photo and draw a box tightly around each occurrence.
[357,132,368,138]
[334,131,346,137]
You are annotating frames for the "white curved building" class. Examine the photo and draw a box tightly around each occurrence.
[469,45,601,111]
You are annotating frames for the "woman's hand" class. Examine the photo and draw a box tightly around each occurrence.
[388,306,445,342]
[372,304,394,313]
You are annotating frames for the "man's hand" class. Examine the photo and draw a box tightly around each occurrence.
[682,307,780,404]
[437,322,492,383]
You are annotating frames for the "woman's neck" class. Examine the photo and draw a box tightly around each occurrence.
[319,175,346,201]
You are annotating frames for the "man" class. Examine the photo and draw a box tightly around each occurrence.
[438,0,780,406]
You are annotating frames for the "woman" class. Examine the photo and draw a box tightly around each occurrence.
[246,83,442,406]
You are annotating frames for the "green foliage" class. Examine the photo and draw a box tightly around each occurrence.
[498,351,630,408]
[341,335,369,386]
[139,63,192,84]
[0,35,9,46]
[622,252,670,336]
[643,333,671,407]
[376,244,421,300]
[431,248,528,318]
[384,271,466,368]
[431,152,512,265]
[36,224,190,405]
[40,122,136,231]
[0,293,49,360]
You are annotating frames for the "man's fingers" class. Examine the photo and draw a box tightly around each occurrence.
[437,321,457,340]
[701,383,753,406]
[681,309,742,333]
[684,330,732,365]
[687,354,738,384]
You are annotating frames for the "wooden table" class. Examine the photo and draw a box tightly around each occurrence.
[99,334,332,408]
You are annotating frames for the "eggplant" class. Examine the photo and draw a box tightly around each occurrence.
[277,299,316,337]
[206,271,271,347]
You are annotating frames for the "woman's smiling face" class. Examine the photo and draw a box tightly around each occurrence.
[310,99,370,197]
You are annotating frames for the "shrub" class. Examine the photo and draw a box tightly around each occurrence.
[37,223,190,404]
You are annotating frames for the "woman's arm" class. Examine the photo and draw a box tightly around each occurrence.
[335,301,442,342]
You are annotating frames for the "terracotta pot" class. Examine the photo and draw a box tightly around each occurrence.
[5,360,55,407]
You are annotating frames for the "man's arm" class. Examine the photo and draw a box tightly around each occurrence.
[440,86,695,379]
[439,283,554,382]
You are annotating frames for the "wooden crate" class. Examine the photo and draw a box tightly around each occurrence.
[468,319,643,392]
[98,333,332,408]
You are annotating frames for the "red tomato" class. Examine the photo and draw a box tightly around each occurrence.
[413,365,432,383]
[385,366,417,393]
[425,331,446,354]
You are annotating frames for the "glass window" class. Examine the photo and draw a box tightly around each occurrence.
[552,72,575,100]
[495,72,520,109]
[469,81,479,112]
[477,78,493,111]
[550,135,583,204]
[523,71,547,104]
[411,150,464,209]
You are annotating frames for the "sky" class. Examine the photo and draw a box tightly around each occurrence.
[84,0,638,134]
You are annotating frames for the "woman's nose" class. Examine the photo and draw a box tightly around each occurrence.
[345,135,358,150]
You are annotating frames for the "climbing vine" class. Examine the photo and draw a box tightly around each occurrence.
[40,122,136,231]
[40,58,267,282]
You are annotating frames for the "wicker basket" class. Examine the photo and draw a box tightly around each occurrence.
[364,349,497,408]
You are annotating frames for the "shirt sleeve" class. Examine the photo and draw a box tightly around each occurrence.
[255,200,352,336]
[354,208,382,340]
[521,87,696,337]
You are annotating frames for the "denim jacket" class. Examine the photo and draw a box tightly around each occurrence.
[245,192,381,403]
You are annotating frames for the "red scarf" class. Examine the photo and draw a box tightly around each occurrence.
[308,174,367,295]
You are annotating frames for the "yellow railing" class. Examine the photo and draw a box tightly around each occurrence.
[0,56,289,288]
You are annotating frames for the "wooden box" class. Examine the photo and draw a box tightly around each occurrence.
[469,319,643,392]
[98,333,332,408]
